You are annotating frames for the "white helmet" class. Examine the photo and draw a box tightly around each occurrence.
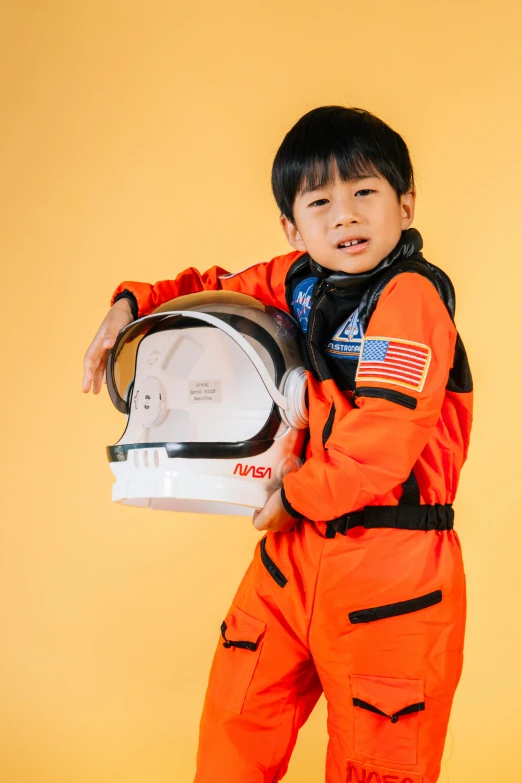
[106,291,309,515]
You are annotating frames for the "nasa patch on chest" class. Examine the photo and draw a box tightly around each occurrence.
[291,276,319,333]
[325,309,364,360]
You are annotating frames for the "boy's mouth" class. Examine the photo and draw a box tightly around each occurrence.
[337,238,370,254]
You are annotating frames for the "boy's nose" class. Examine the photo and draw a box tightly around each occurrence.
[332,195,360,227]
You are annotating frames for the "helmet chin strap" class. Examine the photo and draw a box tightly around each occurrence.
[308,228,423,292]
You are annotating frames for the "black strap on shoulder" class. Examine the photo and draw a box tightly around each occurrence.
[357,256,473,394]
[358,256,456,332]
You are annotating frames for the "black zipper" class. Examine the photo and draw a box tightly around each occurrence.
[348,589,442,624]
[322,402,336,447]
[305,280,329,381]
[354,387,418,410]
[352,698,425,723]
[260,537,288,588]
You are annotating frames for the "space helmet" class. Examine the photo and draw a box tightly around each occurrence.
[106,291,309,515]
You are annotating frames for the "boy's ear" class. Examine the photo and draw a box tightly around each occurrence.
[279,214,307,251]
[400,189,416,229]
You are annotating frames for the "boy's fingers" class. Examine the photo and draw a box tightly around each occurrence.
[93,353,108,395]
[83,347,104,394]
[83,328,119,393]
[82,353,97,393]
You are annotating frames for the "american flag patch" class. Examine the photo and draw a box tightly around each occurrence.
[356,336,431,392]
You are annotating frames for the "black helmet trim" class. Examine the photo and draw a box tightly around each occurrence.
[107,439,276,463]
[107,394,283,463]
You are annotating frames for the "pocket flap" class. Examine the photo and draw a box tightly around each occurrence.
[351,674,424,717]
[210,606,266,715]
[221,606,266,649]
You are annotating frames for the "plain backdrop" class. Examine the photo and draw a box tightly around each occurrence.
[1,1,521,781]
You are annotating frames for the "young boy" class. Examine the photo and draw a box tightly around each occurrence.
[83,106,472,783]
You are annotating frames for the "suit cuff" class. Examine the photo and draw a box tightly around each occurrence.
[280,484,302,519]
[112,290,138,321]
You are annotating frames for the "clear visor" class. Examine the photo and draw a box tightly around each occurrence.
[107,291,302,414]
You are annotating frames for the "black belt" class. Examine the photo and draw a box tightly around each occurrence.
[325,503,454,538]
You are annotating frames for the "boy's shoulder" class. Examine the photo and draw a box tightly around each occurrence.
[359,257,456,331]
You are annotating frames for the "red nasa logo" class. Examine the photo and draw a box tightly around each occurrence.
[345,760,423,783]
[233,464,272,479]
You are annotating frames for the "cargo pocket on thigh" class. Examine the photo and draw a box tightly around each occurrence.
[209,605,266,714]
[351,674,424,764]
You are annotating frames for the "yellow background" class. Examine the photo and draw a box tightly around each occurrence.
[1,1,521,780]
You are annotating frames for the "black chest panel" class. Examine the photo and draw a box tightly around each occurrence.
[284,256,365,390]
[284,237,472,395]
[307,286,364,391]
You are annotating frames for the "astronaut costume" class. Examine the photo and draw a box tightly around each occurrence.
[110,228,472,783]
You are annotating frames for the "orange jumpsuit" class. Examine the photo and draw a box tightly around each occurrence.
[112,229,472,783]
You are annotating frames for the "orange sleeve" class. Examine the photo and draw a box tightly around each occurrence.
[282,273,458,522]
[110,251,305,317]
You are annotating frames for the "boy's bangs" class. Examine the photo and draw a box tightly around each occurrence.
[297,152,380,197]
[271,107,414,220]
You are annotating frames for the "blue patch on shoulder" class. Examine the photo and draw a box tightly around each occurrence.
[325,308,364,361]
[291,276,319,333]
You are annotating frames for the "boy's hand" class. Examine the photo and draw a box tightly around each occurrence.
[252,488,298,533]
[82,299,134,394]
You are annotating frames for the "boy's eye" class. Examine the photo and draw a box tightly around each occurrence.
[309,198,329,207]
[355,189,375,197]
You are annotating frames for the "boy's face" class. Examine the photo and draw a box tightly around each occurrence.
[280,163,415,275]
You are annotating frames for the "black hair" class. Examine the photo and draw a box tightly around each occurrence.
[271,106,415,223]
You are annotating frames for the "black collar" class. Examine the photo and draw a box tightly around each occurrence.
[308,228,423,293]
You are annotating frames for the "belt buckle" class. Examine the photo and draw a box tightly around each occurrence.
[343,510,366,533]
[338,516,350,535]
[325,512,359,538]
